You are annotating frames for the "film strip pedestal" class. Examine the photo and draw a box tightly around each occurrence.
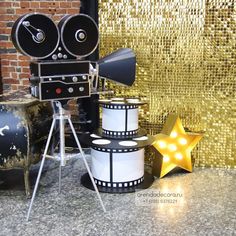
[81,98,154,193]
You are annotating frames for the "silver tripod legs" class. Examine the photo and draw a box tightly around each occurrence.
[26,118,56,221]
[58,113,65,193]
[68,118,106,213]
[26,109,106,221]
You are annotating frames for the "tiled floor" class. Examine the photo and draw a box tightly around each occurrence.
[0,158,235,236]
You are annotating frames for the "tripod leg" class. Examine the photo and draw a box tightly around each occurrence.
[67,118,106,213]
[58,116,66,193]
[59,164,62,193]
[26,118,56,221]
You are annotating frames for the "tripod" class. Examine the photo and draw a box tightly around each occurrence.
[26,101,106,221]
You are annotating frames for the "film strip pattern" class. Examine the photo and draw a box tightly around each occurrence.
[92,146,140,153]
[94,176,144,188]
[102,129,138,136]
[100,104,139,110]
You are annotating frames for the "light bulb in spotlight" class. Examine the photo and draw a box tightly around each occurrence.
[170,131,177,138]
[157,141,167,149]
[168,144,177,152]
[163,155,170,162]
[179,138,187,145]
[175,153,183,160]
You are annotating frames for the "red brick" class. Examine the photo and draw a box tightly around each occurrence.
[20,1,30,8]
[60,2,72,8]
[50,2,60,8]
[10,61,18,66]
[30,2,40,8]
[40,2,60,8]
[66,9,80,14]
[0,15,15,21]
[11,84,18,90]
[19,73,30,79]
[3,78,19,84]
[1,60,10,66]
[2,66,15,72]
[22,79,29,86]
[54,9,67,14]
[0,9,7,14]
[19,61,29,67]
[0,2,12,8]
[18,55,29,61]
[2,72,10,77]
[40,2,49,8]
[0,28,12,34]
[11,72,19,79]
[1,54,17,60]
[22,67,30,73]
[72,2,80,8]
[0,42,13,48]
[39,9,52,14]
[12,2,20,8]
[16,8,33,15]
[52,2,60,7]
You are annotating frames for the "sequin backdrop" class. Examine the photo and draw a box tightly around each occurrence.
[98,0,236,168]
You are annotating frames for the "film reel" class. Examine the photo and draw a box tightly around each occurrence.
[11,13,60,59]
[59,14,99,58]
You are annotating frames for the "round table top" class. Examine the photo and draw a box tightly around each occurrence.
[80,131,154,152]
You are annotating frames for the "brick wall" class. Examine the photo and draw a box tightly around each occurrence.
[0,0,80,92]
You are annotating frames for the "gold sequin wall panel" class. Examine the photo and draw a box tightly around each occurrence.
[98,0,236,168]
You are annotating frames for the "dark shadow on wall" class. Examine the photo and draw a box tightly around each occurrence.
[0,59,2,94]
[78,0,100,133]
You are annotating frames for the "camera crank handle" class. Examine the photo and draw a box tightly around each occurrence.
[22,21,45,43]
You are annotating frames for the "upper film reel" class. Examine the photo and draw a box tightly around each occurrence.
[59,14,99,58]
[11,13,60,59]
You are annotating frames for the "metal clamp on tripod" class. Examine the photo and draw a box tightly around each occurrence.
[26,101,106,221]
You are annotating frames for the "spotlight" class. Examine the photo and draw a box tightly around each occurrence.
[98,48,136,86]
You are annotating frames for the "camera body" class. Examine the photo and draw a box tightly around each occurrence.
[29,60,98,101]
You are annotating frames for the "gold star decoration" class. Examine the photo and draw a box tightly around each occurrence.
[152,114,203,178]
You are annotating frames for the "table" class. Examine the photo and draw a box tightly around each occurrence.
[0,89,52,197]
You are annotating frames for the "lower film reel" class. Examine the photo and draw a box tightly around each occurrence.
[59,14,99,58]
[11,13,60,59]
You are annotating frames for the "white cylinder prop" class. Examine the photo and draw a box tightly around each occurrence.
[102,107,138,134]
[91,148,144,187]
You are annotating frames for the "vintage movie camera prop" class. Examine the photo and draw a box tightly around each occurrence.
[10,13,138,220]
[11,13,136,101]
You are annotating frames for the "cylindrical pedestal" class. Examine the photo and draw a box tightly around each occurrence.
[80,98,154,193]
[91,148,144,188]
